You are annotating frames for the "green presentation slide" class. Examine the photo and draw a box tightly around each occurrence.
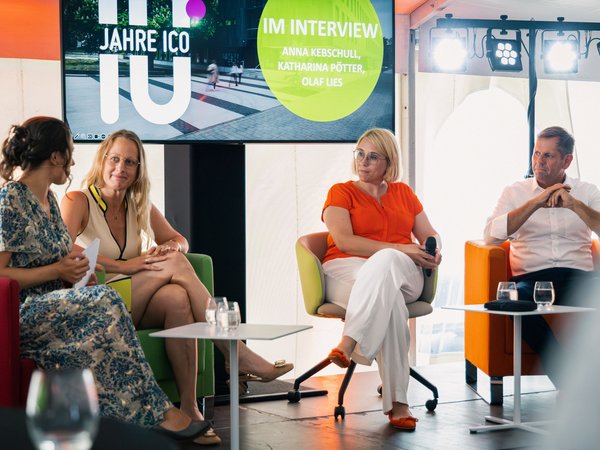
[257,0,384,122]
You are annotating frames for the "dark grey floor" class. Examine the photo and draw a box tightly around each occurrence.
[182,362,556,449]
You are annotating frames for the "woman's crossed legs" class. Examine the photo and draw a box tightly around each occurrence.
[130,252,293,420]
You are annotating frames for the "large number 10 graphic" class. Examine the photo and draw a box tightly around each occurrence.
[98,0,204,125]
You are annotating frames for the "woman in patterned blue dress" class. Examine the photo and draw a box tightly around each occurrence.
[0,117,208,441]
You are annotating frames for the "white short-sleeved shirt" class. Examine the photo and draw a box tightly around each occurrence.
[484,176,600,276]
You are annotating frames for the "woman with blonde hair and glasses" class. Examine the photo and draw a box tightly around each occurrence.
[61,129,293,446]
[320,128,441,431]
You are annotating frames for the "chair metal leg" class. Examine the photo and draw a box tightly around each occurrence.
[466,359,478,385]
[490,376,504,405]
[292,357,332,391]
[464,360,504,405]
[287,356,357,422]
[287,357,332,403]
[334,361,356,420]
[201,395,215,421]
[410,367,439,411]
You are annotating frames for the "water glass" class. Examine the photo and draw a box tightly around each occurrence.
[534,281,555,310]
[206,296,227,326]
[205,297,216,325]
[26,368,99,450]
[216,301,230,331]
[497,281,518,301]
[228,301,241,330]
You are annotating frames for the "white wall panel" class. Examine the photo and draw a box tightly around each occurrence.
[568,81,600,194]
[244,144,298,369]
[0,59,25,130]
[0,59,62,136]
[21,59,62,119]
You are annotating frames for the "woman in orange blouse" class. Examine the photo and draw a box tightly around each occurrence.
[322,128,441,431]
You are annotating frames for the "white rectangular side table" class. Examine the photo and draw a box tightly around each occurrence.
[443,304,593,434]
[151,323,311,450]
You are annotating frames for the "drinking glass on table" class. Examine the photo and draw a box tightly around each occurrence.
[216,299,231,331]
[206,296,227,325]
[227,301,241,330]
[497,281,518,301]
[534,281,555,310]
[205,296,217,325]
[26,368,99,450]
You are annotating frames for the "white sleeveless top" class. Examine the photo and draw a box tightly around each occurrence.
[76,185,142,282]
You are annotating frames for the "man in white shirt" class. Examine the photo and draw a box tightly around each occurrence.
[484,126,600,387]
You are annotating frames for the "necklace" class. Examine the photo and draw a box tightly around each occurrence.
[96,187,125,222]
[108,204,124,221]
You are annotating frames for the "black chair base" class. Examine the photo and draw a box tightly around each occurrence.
[410,367,439,411]
[287,356,357,419]
[288,357,439,418]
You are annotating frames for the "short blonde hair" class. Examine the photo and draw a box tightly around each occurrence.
[352,128,401,181]
[82,130,153,241]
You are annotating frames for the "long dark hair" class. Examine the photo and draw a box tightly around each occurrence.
[0,116,72,182]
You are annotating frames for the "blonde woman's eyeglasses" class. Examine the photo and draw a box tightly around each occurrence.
[105,154,140,169]
[353,149,388,164]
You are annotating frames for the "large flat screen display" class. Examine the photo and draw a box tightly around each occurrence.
[62,0,394,143]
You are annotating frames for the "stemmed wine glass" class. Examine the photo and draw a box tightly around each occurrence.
[26,368,99,450]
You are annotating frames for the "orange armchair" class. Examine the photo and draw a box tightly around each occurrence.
[464,239,600,404]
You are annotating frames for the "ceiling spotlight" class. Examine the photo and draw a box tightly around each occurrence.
[431,35,468,72]
[542,31,580,74]
[541,28,579,74]
[485,30,522,72]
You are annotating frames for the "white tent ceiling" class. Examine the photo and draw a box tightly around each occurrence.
[436,0,600,22]
[401,0,600,23]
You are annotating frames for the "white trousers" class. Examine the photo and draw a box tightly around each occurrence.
[322,248,424,413]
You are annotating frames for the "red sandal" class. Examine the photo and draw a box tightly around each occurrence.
[328,348,350,368]
[388,413,418,431]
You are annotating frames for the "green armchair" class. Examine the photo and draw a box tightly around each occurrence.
[134,253,215,402]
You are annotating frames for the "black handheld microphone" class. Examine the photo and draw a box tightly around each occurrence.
[425,236,437,277]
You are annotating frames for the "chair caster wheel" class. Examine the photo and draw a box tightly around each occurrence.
[334,405,345,420]
[425,399,438,411]
[376,384,382,396]
[287,390,301,403]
